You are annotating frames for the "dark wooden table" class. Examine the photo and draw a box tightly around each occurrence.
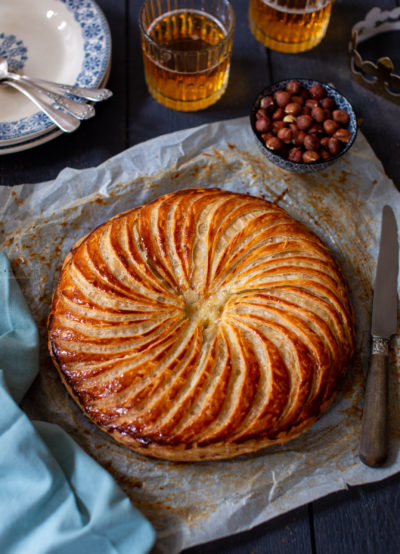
[2,1,400,552]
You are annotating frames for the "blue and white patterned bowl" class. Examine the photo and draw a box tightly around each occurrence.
[0,0,111,148]
[250,79,358,174]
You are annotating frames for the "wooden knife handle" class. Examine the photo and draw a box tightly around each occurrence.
[359,338,389,467]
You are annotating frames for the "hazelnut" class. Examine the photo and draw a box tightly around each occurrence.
[261,132,274,143]
[290,95,305,106]
[309,84,326,100]
[311,106,325,123]
[303,150,320,163]
[320,136,330,148]
[320,149,331,160]
[256,108,269,120]
[285,102,302,116]
[266,136,283,151]
[286,80,301,94]
[274,90,291,108]
[283,114,297,124]
[277,127,293,143]
[328,137,342,155]
[272,120,286,133]
[301,106,312,116]
[323,119,339,135]
[320,97,334,110]
[304,134,320,150]
[288,147,303,162]
[272,107,285,121]
[293,130,306,146]
[308,123,323,135]
[296,114,313,130]
[260,95,275,111]
[333,128,352,143]
[305,98,319,110]
[332,109,350,125]
[255,117,271,133]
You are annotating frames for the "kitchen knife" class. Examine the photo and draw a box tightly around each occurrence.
[359,205,399,467]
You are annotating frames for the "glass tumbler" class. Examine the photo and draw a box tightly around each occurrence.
[249,0,334,53]
[139,0,235,111]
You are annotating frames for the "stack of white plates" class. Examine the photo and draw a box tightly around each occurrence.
[0,0,112,154]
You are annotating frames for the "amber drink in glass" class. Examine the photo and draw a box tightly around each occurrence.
[139,0,235,111]
[249,0,333,53]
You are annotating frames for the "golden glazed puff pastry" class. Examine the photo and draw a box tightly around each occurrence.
[48,188,354,461]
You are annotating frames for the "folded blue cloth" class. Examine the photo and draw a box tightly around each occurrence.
[0,252,156,554]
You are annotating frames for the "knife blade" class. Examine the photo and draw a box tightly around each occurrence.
[359,205,399,467]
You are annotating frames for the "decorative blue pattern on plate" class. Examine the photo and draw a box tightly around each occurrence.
[0,0,111,143]
[0,113,50,144]
[0,34,28,71]
[60,0,111,88]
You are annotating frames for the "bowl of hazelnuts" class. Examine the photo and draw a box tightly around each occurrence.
[250,78,357,173]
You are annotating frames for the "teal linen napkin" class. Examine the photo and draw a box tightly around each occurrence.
[0,252,156,554]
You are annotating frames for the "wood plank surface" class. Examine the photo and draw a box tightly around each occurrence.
[184,505,312,554]
[312,473,400,554]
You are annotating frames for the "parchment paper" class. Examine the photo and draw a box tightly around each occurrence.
[1,117,399,553]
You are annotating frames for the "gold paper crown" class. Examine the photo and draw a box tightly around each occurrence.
[349,7,400,104]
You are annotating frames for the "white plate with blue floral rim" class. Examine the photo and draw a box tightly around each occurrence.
[0,62,110,155]
[0,0,111,150]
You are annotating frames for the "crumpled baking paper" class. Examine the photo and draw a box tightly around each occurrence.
[0,117,399,553]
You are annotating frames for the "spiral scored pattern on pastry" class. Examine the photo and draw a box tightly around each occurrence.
[48,188,354,461]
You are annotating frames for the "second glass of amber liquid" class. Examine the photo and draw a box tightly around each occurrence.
[139,0,235,111]
[249,0,333,53]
